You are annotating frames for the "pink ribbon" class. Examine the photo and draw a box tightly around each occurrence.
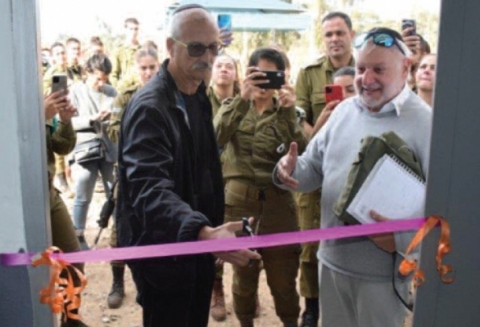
[1,218,425,266]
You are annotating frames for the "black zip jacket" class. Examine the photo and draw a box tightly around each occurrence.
[116,59,224,291]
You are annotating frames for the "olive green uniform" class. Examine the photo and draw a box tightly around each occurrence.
[43,65,84,95]
[68,63,85,81]
[115,72,141,93]
[46,119,82,271]
[42,63,50,76]
[107,84,141,144]
[106,84,141,273]
[294,55,355,298]
[207,85,238,281]
[107,85,140,244]
[207,85,225,281]
[207,85,224,118]
[214,95,307,325]
[109,44,141,89]
[208,86,241,118]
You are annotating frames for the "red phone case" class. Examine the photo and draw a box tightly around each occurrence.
[325,84,343,104]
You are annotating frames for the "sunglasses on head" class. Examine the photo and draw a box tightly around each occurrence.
[354,30,405,55]
[171,37,220,57]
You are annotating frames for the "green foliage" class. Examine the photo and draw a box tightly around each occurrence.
[224,30,301,67]
[46,0,439,80]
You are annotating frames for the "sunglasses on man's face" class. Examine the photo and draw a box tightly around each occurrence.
[172,37,220,57]
[354,32,405,55]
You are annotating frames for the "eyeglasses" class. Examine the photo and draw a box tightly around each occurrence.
[171,37,220,57]
[354,30,405,55]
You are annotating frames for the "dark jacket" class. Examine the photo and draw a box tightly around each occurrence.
[116,59,224,291]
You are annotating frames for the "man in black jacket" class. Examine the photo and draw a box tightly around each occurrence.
[116,5,260,327]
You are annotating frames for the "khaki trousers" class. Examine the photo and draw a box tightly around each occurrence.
[225,179,300,324]
[50,187,83,272]
[294,189,321,298]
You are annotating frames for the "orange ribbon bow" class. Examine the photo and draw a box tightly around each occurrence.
[31,247,87,322]
[399,215,454,287]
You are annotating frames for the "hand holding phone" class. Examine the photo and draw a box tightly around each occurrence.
[325,84,343,104]
[401,19,421,56]
[252,70,285,90]
[217,14,232,45]
[401,19,416,36]
[44,91,68,120]
[277,84,295,108]
[51,74,68,94]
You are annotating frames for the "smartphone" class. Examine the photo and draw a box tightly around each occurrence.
[253,70,285,89]
[325,84,343,104]
[217,14,232,45]
[218,14,232,30]
[401,19,416,36]
[51,74,68,94]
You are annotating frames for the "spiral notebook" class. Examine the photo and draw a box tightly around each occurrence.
[346,154,426,224]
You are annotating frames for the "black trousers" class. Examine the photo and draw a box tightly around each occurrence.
[132,254,215,327]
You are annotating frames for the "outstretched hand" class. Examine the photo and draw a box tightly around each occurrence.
[276,142,299,189]
[198,217,261,266]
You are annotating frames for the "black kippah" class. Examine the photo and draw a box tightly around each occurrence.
[172,4,208,15]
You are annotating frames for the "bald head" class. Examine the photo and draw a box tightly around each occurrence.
[169,8,217,40]
[166,7,219,94]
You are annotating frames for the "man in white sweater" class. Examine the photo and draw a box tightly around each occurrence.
[274,27,432,327]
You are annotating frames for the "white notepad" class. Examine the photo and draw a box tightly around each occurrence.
[346,154,426,224]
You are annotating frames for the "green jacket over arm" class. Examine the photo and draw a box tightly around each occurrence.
[108,84,141,143]
[46,120,76,179]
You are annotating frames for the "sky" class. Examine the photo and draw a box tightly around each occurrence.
[39,0,441,44]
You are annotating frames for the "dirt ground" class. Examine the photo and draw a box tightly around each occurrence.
[62,186,292,327]
[60,182,413,327]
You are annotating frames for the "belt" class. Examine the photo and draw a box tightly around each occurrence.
[226,179,287,201]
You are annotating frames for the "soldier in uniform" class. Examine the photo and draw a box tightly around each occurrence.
[114,40,160,93]
[207,53,241,322]
[43,41,83,197]
[110,17,142,89]
[214,47,306,327]
[209,54,241,119]
[66,37,85,81]
[105,46,159,309]
[294,11,355,327]
[88,36,105,56]
[41,47,51,75]
[44,42,84,93]
[55,37,85,196]
[44,90,88,327]
[108,46,159,143]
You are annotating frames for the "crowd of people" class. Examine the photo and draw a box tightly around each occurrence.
[41,3,437,327]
